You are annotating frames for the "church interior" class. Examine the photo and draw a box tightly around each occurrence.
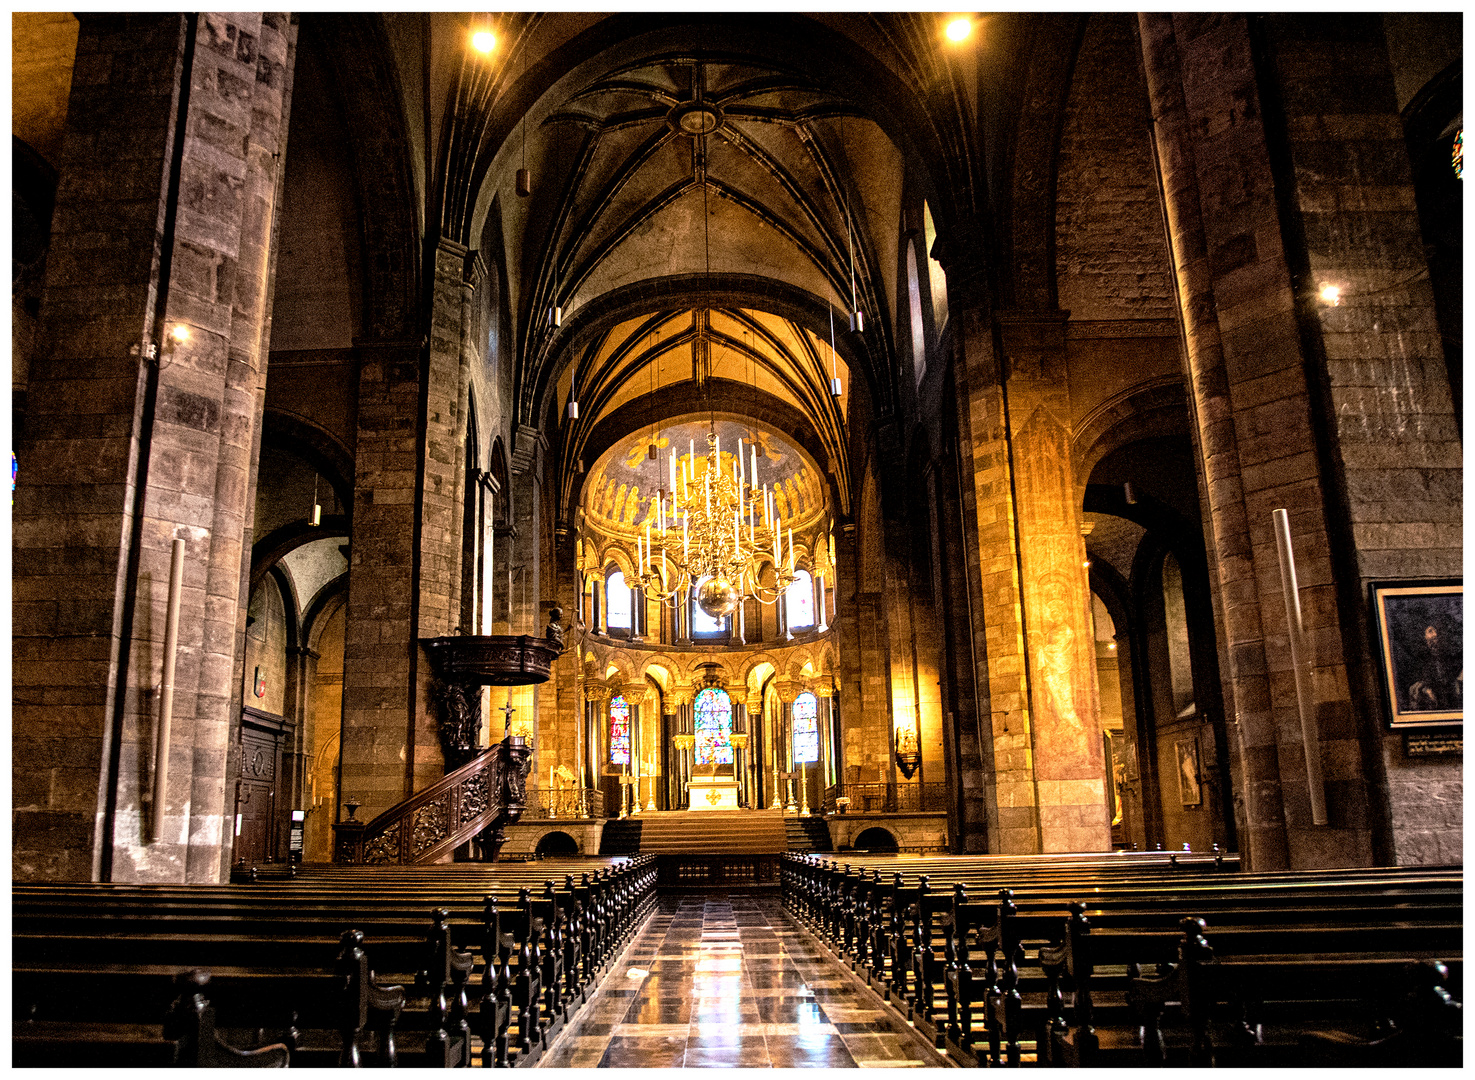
[11,11,1464,1068]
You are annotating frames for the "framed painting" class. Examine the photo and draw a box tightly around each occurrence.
[1371,580,1462,728]
[1176,738,1201,807]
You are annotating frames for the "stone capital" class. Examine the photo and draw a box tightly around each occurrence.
[745,692,764,713]
[669,685,695,709]
[584,684,610,705]
[511,424,546,475]
[773,678,798,705]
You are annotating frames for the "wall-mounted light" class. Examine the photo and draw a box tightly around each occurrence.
[170,324,191,344]
[945,16,973,43]
[1318,284,1341,307]
[472,30,495,54]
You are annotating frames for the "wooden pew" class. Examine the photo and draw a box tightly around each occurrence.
[781,853,1462,1067]
[13,969,292,1068]
[14,855,659,1068]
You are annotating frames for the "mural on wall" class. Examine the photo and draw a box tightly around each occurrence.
[586,418,827,535]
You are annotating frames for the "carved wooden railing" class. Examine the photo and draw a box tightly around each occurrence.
[333,736,533,865]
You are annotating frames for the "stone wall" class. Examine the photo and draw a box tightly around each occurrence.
[1258,14,1461,865]
[1056,13,1176,321]
[826,812,949,854]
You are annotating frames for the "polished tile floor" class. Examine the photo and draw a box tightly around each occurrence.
[540,893,942,1068]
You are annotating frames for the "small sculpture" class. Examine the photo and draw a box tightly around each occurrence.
[545,606,565,652]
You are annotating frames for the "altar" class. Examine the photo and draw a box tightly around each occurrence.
[686,777,741,810]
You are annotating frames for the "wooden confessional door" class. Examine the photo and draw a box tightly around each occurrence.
[231,709,291,866]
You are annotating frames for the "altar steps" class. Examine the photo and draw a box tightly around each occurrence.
[598,819,643,855]
[786,816,833,852]
[632,809,789,855]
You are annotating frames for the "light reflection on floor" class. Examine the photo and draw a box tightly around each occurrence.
[539,892,941,1068]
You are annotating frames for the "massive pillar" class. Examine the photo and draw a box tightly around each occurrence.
[339,238,475,821]
[997,313,1111,853]
[1138,13,1433,868]
[13,13,296,882]
[942,253,1037,854]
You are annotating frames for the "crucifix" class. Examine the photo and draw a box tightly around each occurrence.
[499,695,518,738]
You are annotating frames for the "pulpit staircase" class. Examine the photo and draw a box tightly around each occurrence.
[333,737,532,865]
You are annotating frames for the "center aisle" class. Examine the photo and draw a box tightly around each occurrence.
[539,892,945,1068]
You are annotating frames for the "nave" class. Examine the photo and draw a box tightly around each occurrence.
[541,893,942,1068]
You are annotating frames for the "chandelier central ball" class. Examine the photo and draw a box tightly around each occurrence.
[697,576,739,619]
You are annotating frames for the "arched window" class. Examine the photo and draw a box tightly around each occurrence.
[694,687,733,765]
[608,694,631,766]
[792,691,819,763]
[785,569,814,630]
[606,570,631,632]
[906,242,927,385]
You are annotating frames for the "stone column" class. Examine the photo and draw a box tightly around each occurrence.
[584,684,608,810]
[815,680,837,792]
[934,246,1034,854]
[671,685,694,809]
[282,643,319,818]
[731,700,748,806]
[340,237,476,824]
[774,679,798,812]
[592,572,608,635]
[1138,13,1393,868]
[746,690,765,809]
[662,703,678,809]
[13,13,296,882]
[996,312,1111,854]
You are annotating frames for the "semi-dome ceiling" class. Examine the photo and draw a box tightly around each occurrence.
[583,417,828,540]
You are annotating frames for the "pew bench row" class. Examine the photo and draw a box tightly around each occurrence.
[781,853,1462,1067]
[14,855,658,1068]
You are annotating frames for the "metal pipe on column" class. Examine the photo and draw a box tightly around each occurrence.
[1272,508,1327,826]
[151,537,186,841]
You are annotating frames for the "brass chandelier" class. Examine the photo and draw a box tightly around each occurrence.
[632,428,796,619]
[629,65,799,620]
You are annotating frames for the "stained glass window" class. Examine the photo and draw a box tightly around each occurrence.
[606,571,631,629]
[609,694,631,765]
[792,691,819,763]
[786,570,814,630]
[694,687,733,765]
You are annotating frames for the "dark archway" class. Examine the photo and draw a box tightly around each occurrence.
[535,830,580,857]
[854,826,899,853]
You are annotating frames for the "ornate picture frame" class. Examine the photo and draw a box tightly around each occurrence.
[1175,738,1201,808]
[1370,580,1462,729]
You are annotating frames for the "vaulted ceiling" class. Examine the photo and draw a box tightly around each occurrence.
[487,43,918,527]
[553,305,853,522]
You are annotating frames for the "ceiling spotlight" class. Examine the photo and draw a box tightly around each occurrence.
[472,30,495,54]
[1318,284,1341,307]
[946,17,973,43]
